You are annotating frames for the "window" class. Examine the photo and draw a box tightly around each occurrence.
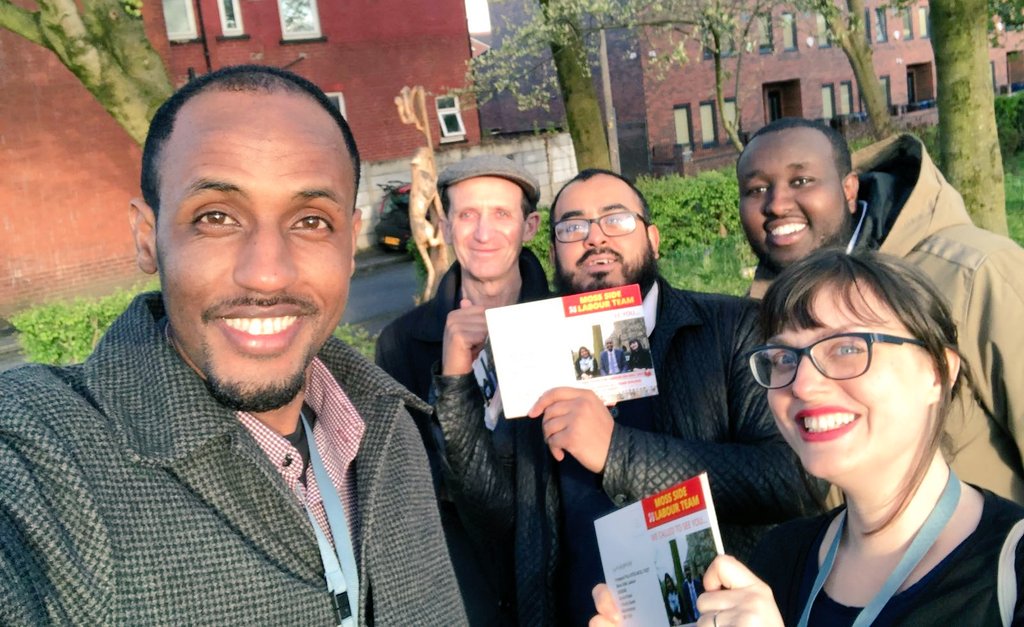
[217,0,244,36]
[699,101,718,147]
[673,105,692,147]
[757,15,773,54]
[839,81,853,115]
[821,84,835,119]
[325,92,347,119]
[901,8,914,40]
[436,96,466,141]
[782,13,796,50]
[880,75,892,107]
[991,62,997,91]
[163,0,198,41]
[917,7,929,38]
[278,0,321,40]
[816,14,830,47]
[875,8,888,43]
[864,9,872,44]
[723,98,738,132]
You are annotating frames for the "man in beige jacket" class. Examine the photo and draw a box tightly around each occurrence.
[737,117,1024,503]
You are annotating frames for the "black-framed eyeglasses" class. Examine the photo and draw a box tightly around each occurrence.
[553,211,648,243]
[747,332,927,390]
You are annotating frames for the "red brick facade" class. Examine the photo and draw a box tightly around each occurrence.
[0,0,477,315]
[639,1,1024,175]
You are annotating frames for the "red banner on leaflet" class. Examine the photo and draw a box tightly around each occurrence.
[561,284,642,318]
[640,475,706,529]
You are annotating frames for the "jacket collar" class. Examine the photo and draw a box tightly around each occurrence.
[647,276,703,368]
[85,292,429,467]
[411,247,551,343]
[852,133,970,258]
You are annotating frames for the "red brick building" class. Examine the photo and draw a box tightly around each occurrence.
[0,0,478,315]
[637,2,1024,174]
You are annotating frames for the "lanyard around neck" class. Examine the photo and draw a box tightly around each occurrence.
[797,470,961,627]
[301,410,359,627]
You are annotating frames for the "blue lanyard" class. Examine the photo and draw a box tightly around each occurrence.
[797,470,960,627]
[301,411,359,627]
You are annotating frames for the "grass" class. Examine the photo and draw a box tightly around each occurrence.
[658,235,756,297]
[1005,152,1024,246]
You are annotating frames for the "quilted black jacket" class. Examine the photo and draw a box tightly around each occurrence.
[434,277,823,626]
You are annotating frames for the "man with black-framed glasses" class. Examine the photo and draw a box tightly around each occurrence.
[433,168,822,626]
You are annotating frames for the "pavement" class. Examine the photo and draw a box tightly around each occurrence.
[0,247,411,372]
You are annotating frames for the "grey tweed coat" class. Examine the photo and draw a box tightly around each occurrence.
[0,294,466,626]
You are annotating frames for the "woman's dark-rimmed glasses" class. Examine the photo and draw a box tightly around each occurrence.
[747,332,927,390]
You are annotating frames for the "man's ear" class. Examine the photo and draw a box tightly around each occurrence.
[129,198,159,275]
[646,223,661,260]
[842,172,860,215]
[350,208,363,278]
[441,213,453,245]
[522,211,540,242]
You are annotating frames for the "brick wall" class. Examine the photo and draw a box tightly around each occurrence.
[639,1,1024,173]
[0,0,479,316]
[163,0,479,162]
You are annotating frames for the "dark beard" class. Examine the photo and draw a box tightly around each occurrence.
[554,244,659,296]
[204,368,307,413]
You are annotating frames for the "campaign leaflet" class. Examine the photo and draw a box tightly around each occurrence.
[483,284,657,418]
[594,473,724,627]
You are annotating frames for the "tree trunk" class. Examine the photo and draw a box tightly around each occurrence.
[0,0,173,145]
[930,0,1007,234]
[540,0,611,170]
[828,0,895,139]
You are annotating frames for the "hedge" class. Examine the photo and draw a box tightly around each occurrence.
[12,285,379,365]
[11,288,147,365]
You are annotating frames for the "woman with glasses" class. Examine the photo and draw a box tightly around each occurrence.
[591,249,1024,626]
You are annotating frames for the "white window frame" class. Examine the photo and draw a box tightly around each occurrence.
[436,96,467,142]
[163,0,198,41]
[217,0,244,36]
[278,0,322,40]
[326,92,347,120]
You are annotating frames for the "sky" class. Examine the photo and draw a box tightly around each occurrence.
[464,0,492,34]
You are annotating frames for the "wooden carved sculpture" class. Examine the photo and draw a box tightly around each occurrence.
[395,85,450,301]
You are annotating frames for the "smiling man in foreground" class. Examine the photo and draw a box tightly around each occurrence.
[0,65,464,625]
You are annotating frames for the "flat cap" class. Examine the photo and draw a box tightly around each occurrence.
[437,154,541,206]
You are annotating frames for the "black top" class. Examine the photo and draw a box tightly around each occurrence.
[750,488,1024,626]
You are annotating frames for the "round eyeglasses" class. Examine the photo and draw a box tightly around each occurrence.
[747,332,927,390]
[553,211,648,243]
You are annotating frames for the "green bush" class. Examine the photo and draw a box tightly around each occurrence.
[636,169,742,251]
[333,324,377,360]
[524,208,555,282]
[12,282,380,365]
[658,234,756,297]
[12,288,146,365]
[995,92,1024,160]
[1006,152,1024,247]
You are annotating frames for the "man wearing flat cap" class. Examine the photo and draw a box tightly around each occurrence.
[376,154,548,625]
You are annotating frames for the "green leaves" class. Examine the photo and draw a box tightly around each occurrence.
[11,287,147,365]
[638,169,742,250]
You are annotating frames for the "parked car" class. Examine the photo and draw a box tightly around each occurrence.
[373,181,412,252]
